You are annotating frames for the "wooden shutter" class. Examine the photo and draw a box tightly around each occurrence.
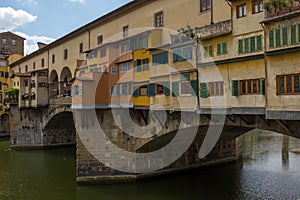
[148,83,155,96]
[209,45,213,57]
[133,86,139,97]
[238,39,244,54]
[291,25,297,44]
[269,30,274,48]
[282,27,288,46]
[164,81,170,96]
[217,43,221,55]
[223,42,227,55]
[191,80,197,96]
[232,80,239,96]
[244,38,250,53]
[172,82,179,97]
[257,35,262,51]
[4,72,9,78]
[250,36,256,53]
[200,82,208,98]
[260,78,265,95]
[297,24,300,43]
[275,29,281,47]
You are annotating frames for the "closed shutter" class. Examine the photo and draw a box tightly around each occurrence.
[191,80,197,96]
[260,78,265,95]
[209,45,213,57]
[297,24,300,43]
[269,30,274,48]
[282,27,288,46]
[4,72,9,78]
[172,82,179,97]
[200,82,208,98]
[291,25,297,44]
[133,86,139,97]
[244,38,250,53]
[164,81,170,96]
[275,29,281,47]
[217,43,221,55]
[148,83,155,96]
[232,80,239,96]
[250,36,256,53]
[223,42,227,55]
[238,39,244,54]
[257,35,262,51]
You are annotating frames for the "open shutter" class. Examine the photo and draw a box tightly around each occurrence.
[133,86,139,97]
[200,82,208,98]
[148,83,155,96]
[191,80,197,96]
[172,82,179,97]
[260,78,265,95]
[232,80,239,96]
[164,81,170,96]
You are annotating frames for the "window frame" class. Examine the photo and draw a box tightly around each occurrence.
[237,4,247,18]
[239,79,261,95]
[252,0,263,14]
[200,0,211,12]
[277,73,300,95]
[123,25,129,38]
[209,81,225,96]
[111,67,118,75]
[154,11,164,27]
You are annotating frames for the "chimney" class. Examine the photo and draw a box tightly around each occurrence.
[37,42,47,49]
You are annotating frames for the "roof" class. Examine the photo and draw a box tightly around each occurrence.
[0,31,26,40]
[10,0,156,67]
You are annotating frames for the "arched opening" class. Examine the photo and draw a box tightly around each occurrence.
[60,67,72,96]
[49,70,59,98]
[0,113,10,133]
[43,111,76,144]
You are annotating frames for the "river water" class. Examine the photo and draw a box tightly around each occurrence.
[0,130,300,200]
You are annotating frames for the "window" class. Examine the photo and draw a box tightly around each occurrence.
[291,24,300,45]
[154,11,164,27]
[252,0,263,14]
[5,72,9,78]
[98,35,103,45]
[123,25,129,38]
[130,33,148,50]
[64,49,68,59]
[0,61,6,66]
[173,46,193,62]
[121,40,130,53]
[40,58,44,68]
[217,42,228,56]
[200,0,211,12]
[31,94,36,100]
[156,83,165,95]
[209,82,224,96]
[118,83,132,96]
[237,4,247,18]
[52,54,55,63]
[100,48,106,57]
[152,51,168,66]
[277,74,300,95]
[39,72,46,76]
[240,79,263,95]
[204,45,214,58]
[111,67,117,75]
[0,72,3,77]
[33,62,36,70]
[31,80,36,88]
[134,59,149,72]
[110,85,117,96]
[139,85,148,96]
[238,35,262,54]
[78,84,83,96]
[2,39,6,45]
[120,62,131,73]
[25,65,28,72]
[25,80,29,87]
[38,82,46,87]
[79,43,83,54]
[12,40,16,46]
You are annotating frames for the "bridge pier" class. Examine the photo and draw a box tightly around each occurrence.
[76,109,250,184]
[9,105,76,150]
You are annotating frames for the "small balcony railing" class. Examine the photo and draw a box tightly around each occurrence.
[195,20,232,40]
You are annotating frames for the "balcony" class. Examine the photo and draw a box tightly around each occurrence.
[264,0,300,20]
[195,20,232,40]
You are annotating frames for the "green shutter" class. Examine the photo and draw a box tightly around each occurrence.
[223,42,227,55]
[172,82,179,97]
[4,72,9,78]
[257,35,262,51]
[204,46,209,58]
[217,43,221,55]
[232,80,239,96]
[282,27,288,46]
[269,30,274,48]
[260,78,265,95]
[244,38,250,53]
[209,45,213,57]
[148,83,155,96]
[200,82,208,98]
[133,86,139,97]
[297,24,300,43]
[250,36,256,53]
[191,80,197,96]
[291,25,297,44]
[275,29,281,47]
[238,39,244,54]
[164,81,170,96]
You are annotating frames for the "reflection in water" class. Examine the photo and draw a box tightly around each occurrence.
[0,130,300,200]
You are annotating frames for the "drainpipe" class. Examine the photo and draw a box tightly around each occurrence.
[226,0,233,31]
[211,0,214,24]
[260,23,268,114]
